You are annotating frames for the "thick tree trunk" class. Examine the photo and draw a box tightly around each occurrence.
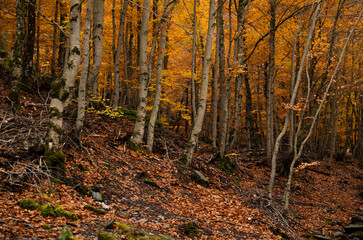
[46,0,81,175]
[130,0,151,146]
[75,0,94,136]
[183,0,216,165]
[88,0,105,99]
[112,0,128,108]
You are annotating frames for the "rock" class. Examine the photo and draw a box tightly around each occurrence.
[24,223,34,229]
[163,224,170,228]
[138,218,147,223]
[158,215,165,220]
[190,170,209,187]
[344,224,363,234]
[210,194,220,199]
[66,222,78,227]
[351,216,363,224]
[313,235,332,240]
[92,191,103,201]
[105,218,115,229]
[333,231,345,237]
[84,205,106,215]
[348,231,363,240]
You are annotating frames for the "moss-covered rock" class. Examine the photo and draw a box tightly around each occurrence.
[98,231,116,240]
[115,222,175,240]
[84,204,106,215]
[19,198,39,210]
[40,204,56,218]
[54,205,78,220]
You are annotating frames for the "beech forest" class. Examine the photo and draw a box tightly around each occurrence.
[0,0,362,239]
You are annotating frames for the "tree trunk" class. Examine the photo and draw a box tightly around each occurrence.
[266,0,276,161]
[183,0,216,165]
[88,0,105,99]
[75,0,94,136]
[268,1,321,199]
[130,0,151,146]
[191,0,197,126]
[229,0,250,149]
[9,0,26,109]
[51,0,59,76]
[147,0,178,151]
[112,0,128,108]
[22,0,36,86]
[46,0,82,176]
[217,0,228,158]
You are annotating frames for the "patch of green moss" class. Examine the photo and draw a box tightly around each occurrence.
[19,198,39,210]
[54,205,78,220]
[42,223,52,229]
[116,222,134,233]
[40,204,56,218]
[84,204,106,215]
[98,231,116,240]
[59,226,76,240]
[180,221,201,239]
[50,80,65,99]
[323,219,335,225]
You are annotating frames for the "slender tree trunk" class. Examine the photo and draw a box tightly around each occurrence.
[229,0,250,149]
[51,0,59,76]
[217,0,228,158]
[183,0,216,165]
[46,0,82,175]
[283,9,361,210]
[266,0,276,160]
[35,0,40,86]
[10,0,26,108]
[212,12,219,149]
[191,0,197,125]
[23,0,36,86]
[268,1,321,199]
[58,3,67,72]
[147,0,178,151]
[112,0,128,108]
[75,0,94,136]
[130,0,151,146]
[88,0,105,98]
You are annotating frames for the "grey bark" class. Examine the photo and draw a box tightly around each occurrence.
[183,0,216,165]
[51,0,58,76]
[191,0,197,126]
[130,0,151,146]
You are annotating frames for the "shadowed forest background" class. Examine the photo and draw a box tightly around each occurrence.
[0,0,362,239]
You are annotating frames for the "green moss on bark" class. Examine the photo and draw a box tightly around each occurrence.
[54,205,78,220]
[98,231,116,240]
[40,204,56,217]
[44,146,66,175]
[84,204,106,215]
[48,107,62,118]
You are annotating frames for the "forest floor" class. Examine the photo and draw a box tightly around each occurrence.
[0,80,362,240]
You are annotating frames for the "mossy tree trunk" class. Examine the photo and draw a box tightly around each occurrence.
[46,0,81,175]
